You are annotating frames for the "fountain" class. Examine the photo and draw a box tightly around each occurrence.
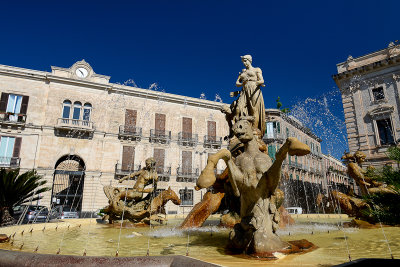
[1,55,400,266]
[102,157,181,226]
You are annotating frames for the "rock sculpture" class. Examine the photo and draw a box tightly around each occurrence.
[181,56,311,257]
[318,151,396,223]
[102,157,181,225]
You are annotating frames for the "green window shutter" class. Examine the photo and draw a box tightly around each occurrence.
[295,155,298,164]
[296,175,299,180]
[288,155,291,164]
[290,174,293,180]
[286,128,289,138]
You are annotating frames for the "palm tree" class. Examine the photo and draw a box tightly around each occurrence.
[0,168,50,226]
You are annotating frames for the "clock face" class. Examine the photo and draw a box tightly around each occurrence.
[75,67,88,78]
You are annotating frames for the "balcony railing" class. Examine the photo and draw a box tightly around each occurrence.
[0,157,21,168]
[118,125,142,140]
[115,163,142,179]
[289,162,302,169]
[203,135,222,149]
[149,129,171,144]
[178,132,198,147]
[0,112,26,125]
[263,130,284,143]
[155,166,171,182]
[56,118,94,131]
[176,167,199,183]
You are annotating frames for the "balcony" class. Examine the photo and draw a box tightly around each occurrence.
[0,112,26,126]
[0,157,21,168]
[176,167,199,183]
[149,129,171,144]
[115,163,142,179]
[289,162,302,169]
[155,166,171,182]
[263,130,285,144]
[178,132,198,147]
[55,118,94,133]
[203,135,222,149]
[118,125,142,141]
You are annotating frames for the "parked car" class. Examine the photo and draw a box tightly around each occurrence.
[285,207,303,215]
[13,205,50,224]
[51,205,80,219]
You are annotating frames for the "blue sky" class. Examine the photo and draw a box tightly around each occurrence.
[1,0,399,157]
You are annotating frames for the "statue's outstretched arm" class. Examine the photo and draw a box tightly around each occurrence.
[196,149,243,197]
[119,170,142,183]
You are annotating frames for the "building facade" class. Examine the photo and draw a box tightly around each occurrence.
[264,109,352,211]
[0,60,228,215]
[333,42,400,166]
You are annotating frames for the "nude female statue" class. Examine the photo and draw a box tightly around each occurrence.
[196,117,310,254]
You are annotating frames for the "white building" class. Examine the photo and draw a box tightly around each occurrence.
[0,60,228,215]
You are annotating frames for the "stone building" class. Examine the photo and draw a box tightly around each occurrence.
[0,60,228,215]
[264,108,352,211]
[264,109,325,212]
[323,154,354,194]
[333,42,400,166]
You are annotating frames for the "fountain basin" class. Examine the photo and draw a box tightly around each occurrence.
[1,217,399,266]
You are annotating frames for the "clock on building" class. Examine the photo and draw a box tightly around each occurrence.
[75,67,88,78]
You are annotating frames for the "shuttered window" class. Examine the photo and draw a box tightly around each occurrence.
[182,151,192,174]
[121,146,135,171]
[182,117,192,139]
[207,121,216,141]
[125,109,137,132]
[154,148,165,173]
[155,113,166,134]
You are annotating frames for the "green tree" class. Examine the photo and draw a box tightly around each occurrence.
[0,168,50,226]
[276,96,290,114]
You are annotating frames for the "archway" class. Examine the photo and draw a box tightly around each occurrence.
[51,155,85,212]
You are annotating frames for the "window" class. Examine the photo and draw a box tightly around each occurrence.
[0,136,21,165]
[268,145,276,161]
[72,102,82,120]
[376,118,394,145]
[62,100,71,119]
[289,173,293,180]
[182,117,192,139]
[179,188,193,205]
[121,146,135,171]
[372,87,385,101]
[207,121,216,141]
[0,93,29,121]
[83,103,92,121]
[286,128,289,138]
[265,122,280,138]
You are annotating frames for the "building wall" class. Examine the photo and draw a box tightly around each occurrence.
[0,61,228,214]
[333,43,400,166]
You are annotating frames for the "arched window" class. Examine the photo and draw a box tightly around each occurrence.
[72,102,82,120]
[62,100,72,119]
[83,103,92,121]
